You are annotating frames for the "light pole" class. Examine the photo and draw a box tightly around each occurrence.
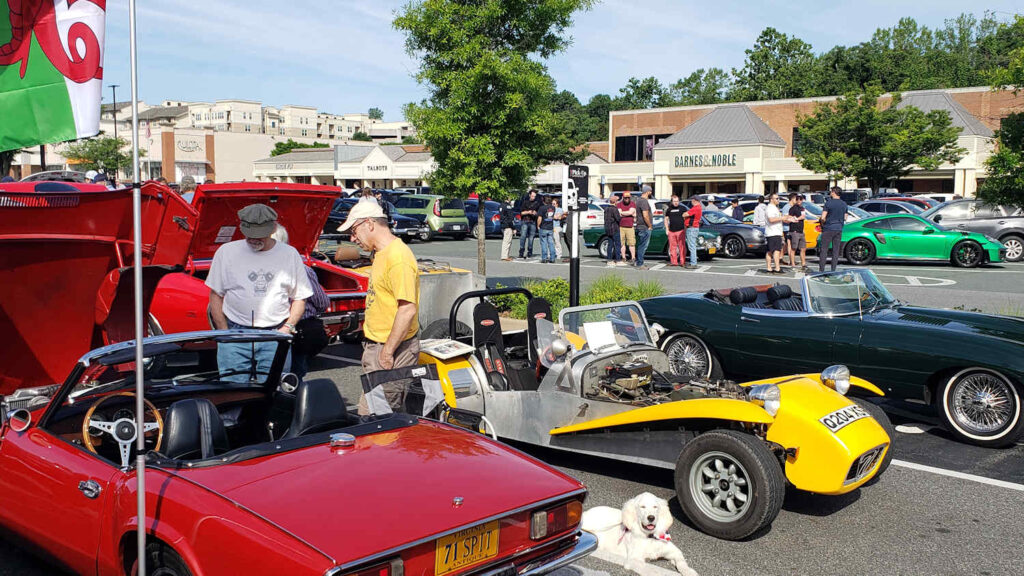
[111,84,120,180]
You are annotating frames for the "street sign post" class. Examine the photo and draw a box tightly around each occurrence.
[566,164,589,306]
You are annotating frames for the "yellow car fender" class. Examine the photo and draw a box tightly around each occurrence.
[550,398,773,436]
[739,374,885,397]
[418,351,474,408]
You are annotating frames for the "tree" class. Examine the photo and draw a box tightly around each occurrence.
[395,0,594,274]
[351,131,373,142]
[730,27,816,101]
[667,68,730,105]
[1,149,15,179]
[979,16,1024,210]
[615,76,672,109]
[63,136,139,174]
[400,135,423,144]
[368,107,384,120]
[583,93,614,141]
[795,86,966,191]
[270,139,329,156]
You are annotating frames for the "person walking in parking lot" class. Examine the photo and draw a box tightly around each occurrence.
[500,198,516,261]
[819,186,848,272]
[664,195,687,266]
[764,192,786,274]
[731,198,744,221]
[752,195,767,231]
[518,189,541,259]
[683,196,703,268]
[552,198,565,261]
[604,193,621,267]
[634,184,654,268]
[538,196,556,263]
[617,192,637,265]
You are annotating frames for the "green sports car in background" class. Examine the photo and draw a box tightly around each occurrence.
[582,225,721,261]
[841,214,1006,268]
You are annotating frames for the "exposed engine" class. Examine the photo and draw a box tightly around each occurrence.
[589,358,745,406]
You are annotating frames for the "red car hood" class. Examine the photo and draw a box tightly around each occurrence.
[189,183,340,260]
[178,420,583,562]
[0,183,195,392]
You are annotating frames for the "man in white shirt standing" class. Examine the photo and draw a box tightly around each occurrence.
[763,192,788,274]
[207,203,313,382]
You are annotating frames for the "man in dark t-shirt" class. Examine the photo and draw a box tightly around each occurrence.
[787,194,807,270]
[819,187,848,272]
[664,195,687,266]
[537,197,557,263]
[518,189,542,259]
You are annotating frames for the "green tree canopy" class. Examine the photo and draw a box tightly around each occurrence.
[729,27,816,101]
[979,16,1024,210]
[395,0,593,273]
[615,76,672,109]
[270,139,328,156]
[351,131,373,142]
[368,107,384,120]
[64,135,140,173]
[795,86,966,190]
[667,68,730,106]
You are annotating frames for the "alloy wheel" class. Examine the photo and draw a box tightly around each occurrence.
[955,242,982,266]
[949,371,1017,436]
[848,240,872,264]
[723,236,744,258]
[1002,237,1023,262]
[689,451,752,522]
[666,335,711,379]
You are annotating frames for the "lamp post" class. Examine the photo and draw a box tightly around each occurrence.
[111,84,120,180]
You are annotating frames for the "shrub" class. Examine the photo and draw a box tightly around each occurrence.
[491,275,665,319]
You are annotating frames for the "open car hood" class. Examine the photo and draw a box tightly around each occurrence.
[0,183,195,393]
[179,420,583,562]
[189,183,340,260]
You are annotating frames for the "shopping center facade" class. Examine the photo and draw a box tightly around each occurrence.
[249,86,1024,199]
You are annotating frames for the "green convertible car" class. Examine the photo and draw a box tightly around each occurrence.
[583,225,721,261]
[841,214,1006,268]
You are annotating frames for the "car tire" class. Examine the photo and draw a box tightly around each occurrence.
[675,429,785,541]
[661,333,723,380]
[722,235,746,258]
[936,368,1024,447]
[597,235,613,259]
[131,542,192,576]
[844,238,875,265]
[951,240,984,268]
[421,318,472,340]
[471,225,479,239]
[419,229,434,242]
[850,399,894,482]
[999,234,1023,262]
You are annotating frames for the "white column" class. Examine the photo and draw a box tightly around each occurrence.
[953,169,966,196]
[779,180,788,193]
[963,169,977,198]
[655,174,671,199]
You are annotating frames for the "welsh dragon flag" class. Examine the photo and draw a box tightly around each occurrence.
[0,0,106,152]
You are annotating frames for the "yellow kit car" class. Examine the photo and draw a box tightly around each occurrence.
[417,288,894,540]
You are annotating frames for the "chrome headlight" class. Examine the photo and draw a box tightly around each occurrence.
[747,384,781,416]
[821,365,851,395]
[714,236,722,248]
[697,235,706,246]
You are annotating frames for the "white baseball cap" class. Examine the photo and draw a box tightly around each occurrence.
[339,200,386,232]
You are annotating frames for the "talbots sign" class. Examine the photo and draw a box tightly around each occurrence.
[674,153,737,168]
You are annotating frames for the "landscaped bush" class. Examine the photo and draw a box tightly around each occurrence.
[490,275,664,320]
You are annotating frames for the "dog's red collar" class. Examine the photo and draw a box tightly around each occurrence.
[618,527,672,543]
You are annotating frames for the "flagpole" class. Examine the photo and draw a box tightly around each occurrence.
[128,0,147,573]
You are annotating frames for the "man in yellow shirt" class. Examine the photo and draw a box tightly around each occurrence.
[339,201,420,412]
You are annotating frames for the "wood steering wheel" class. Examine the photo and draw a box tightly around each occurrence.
[82,392,164,469]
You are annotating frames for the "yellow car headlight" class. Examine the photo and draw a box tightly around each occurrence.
[747,384,781,416]
[821,365,851,395]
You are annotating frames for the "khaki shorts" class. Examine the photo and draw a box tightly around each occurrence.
[789,232,806,250]
[619,227,636,247]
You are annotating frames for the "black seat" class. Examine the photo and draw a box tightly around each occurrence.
[767,284,804,312]
[282,378,352,439]
[163,398,230,460]
[526,298,553,366]
[729,286,770,309]
[474,301,511,390]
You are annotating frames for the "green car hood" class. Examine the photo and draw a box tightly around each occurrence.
[871,306,1024,344]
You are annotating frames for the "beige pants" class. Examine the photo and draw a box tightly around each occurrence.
[357,336,421,414]
[501,228,514,259]
[553,229,563,259]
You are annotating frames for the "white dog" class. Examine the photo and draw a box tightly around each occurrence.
[581,492,698,576]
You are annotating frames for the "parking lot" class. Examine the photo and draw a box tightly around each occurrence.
[3,236,1022,576]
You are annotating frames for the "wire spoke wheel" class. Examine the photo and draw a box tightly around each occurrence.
[666,335,711,379]
[950,372,1016,435]
[689,451,752,522]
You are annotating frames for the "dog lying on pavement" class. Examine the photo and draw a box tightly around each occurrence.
[581,492,699,576]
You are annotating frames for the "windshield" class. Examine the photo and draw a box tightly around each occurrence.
[804,270,897,316]
[559,303,653,351]
[846,205,871,219]
[919,202,946,219]
[704,211,740,225]
[68,335,285,402]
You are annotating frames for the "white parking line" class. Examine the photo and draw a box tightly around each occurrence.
[892,459,1024,492]
[318,353,362,365]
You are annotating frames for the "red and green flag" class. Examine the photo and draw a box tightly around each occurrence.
[0,0,106,152]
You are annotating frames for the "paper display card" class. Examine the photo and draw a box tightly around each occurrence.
[214,226,236,243]
[420,338,476,360]
[582,321,618,351]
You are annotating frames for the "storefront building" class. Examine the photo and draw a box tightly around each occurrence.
[252,144,434,189]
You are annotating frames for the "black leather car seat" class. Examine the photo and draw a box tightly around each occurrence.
[767,284,804,312]
[729,286,769,309]
[526,298,553,366]
[163,398,230,460]
[474,301,512,390]
[282,379,352,439]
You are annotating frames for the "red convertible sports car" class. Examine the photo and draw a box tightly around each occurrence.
[148,182,369,340]
[0,183,596,576]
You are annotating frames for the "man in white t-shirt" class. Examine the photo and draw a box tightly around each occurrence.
[763,192,789,274]
[206,203,313,382]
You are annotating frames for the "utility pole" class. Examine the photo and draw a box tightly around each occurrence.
[111,84,120,180]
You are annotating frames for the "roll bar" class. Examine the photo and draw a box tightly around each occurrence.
[449,287,534,339]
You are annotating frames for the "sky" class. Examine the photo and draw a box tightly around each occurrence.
[101,0,1023,121]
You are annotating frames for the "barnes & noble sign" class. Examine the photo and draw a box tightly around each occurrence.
[674,153,737,168]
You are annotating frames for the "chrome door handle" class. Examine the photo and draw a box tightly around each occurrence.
[78,480,101,499]
[740,316,760,323]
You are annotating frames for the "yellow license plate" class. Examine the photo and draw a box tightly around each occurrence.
[434,520,500,576]
[709,247,717,254]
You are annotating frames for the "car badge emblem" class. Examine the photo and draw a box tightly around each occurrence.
[534,313,547,319]
[452,496,464,507]
[480,320,495,327]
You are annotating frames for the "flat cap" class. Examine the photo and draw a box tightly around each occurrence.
[238,203,278,238]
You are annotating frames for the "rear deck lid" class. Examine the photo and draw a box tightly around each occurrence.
[189,183,340,259]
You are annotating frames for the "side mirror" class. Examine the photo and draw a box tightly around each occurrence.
[280,372,299,394]
[8,409,32,432]
[650,322,667,343]
[932,215,942,223]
